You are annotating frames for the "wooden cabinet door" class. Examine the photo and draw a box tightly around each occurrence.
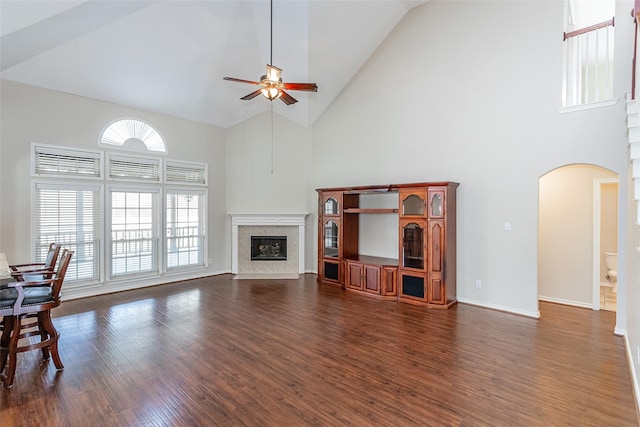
[321,218,340,259]
[346,261,364,290]
[399,189,427,218]
[364,265,381,294]
[381,266,397,296]
[320,192,342,216]
[428,188,446,219]
[427,220,445,304]
[322,259,341,284]
[399,218,427,272]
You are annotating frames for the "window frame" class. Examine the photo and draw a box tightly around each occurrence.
[107,183,162,281]
[165,187,208,271]
[32,179,104,287]
[560,0,616,111]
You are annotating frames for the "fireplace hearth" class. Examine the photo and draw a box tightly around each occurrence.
[251,236,287,261]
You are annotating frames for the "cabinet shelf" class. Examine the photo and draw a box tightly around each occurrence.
[343,208,398,214]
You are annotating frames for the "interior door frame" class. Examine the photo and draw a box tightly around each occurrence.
[592,177,618,310]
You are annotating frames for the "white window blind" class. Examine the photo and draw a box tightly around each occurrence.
[110,190,159,278]
[108,154,160,181]
[166,191,205,270]
[34,183,101,283]
[165,161,206,185]
[34,145,101,178]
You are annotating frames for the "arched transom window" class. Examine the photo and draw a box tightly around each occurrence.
[100,118,166,153]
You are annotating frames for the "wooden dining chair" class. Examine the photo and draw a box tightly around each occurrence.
[0,250,73,388]
[10,243,62,282]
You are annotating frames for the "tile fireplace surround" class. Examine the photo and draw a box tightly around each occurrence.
[230,214,308,279]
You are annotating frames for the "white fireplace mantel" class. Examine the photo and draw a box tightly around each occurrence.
[230,214,308,275]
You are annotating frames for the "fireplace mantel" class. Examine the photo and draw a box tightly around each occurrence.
[230,214,308,275]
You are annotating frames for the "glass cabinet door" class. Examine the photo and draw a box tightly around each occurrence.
[324,220,339,257]
[402,194,424,216]
[324,197,339,215]
[402,222,424,269]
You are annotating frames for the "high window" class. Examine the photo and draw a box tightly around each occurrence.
[562,0,615,108]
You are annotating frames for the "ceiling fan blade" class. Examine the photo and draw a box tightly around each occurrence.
[224,77,260,85]
[240,89,263,100]
[279,91,298,105]
[283,82,318,92]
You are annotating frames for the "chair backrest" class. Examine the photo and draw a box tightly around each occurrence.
[44,243,63,271]
[51,250,73,303]
[11,243,62,281]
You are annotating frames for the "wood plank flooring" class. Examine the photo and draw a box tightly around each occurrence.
[1,274,637,426]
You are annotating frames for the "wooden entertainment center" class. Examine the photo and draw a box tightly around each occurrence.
[317,182,458,308]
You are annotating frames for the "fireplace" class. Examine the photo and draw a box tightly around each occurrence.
[230,214,308,278]
[251,236,287,261]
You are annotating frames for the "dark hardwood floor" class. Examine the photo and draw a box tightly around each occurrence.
[1,274,637,426]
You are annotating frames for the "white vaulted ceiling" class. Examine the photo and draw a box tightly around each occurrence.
[0,0,428,128]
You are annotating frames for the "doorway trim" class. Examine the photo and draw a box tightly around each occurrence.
[592,178,617,311]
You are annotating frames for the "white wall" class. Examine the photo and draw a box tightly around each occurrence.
[538,165,617,306]
[311,0,632,317]
[0,79,228,295]
[225,110,314,270]
[626,161,640,404]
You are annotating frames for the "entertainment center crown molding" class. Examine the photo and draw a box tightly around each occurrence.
[230,214,308,276]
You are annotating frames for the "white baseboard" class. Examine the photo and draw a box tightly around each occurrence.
[61,268,228,301]
[457,297,540,319]
[233,273,299,280]
[538,295,592,309]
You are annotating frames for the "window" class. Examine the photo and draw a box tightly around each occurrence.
[108,154,160,182]
[34,182,101,284]
[100,118,166,153]
[562,0,615,108]
[110,189,159,278]
[33,145,101,178]
[31,132,207,288]
[165,162,206,185]
[166,191,205,269]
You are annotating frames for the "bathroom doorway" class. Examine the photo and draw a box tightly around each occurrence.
[538,164,618,310]
[594,179,618,312]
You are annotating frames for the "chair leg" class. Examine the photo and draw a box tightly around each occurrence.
[3,315,22,388]
[0,316,14,374]
[39,311,63,370]
[37,313,51,361]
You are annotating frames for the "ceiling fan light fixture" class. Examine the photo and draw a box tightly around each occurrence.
[261,86,282,100]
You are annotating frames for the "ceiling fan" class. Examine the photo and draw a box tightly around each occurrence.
[223,0,318,105]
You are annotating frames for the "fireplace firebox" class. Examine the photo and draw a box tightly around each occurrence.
[251,236,287,261]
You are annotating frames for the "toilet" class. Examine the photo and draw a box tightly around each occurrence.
[604,252,617,292]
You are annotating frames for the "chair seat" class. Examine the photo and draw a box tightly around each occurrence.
[0,286,53,308]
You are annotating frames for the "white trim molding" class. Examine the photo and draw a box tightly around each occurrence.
[230,214,308,275]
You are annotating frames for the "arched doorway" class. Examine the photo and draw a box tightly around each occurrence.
[538,164,618,310]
